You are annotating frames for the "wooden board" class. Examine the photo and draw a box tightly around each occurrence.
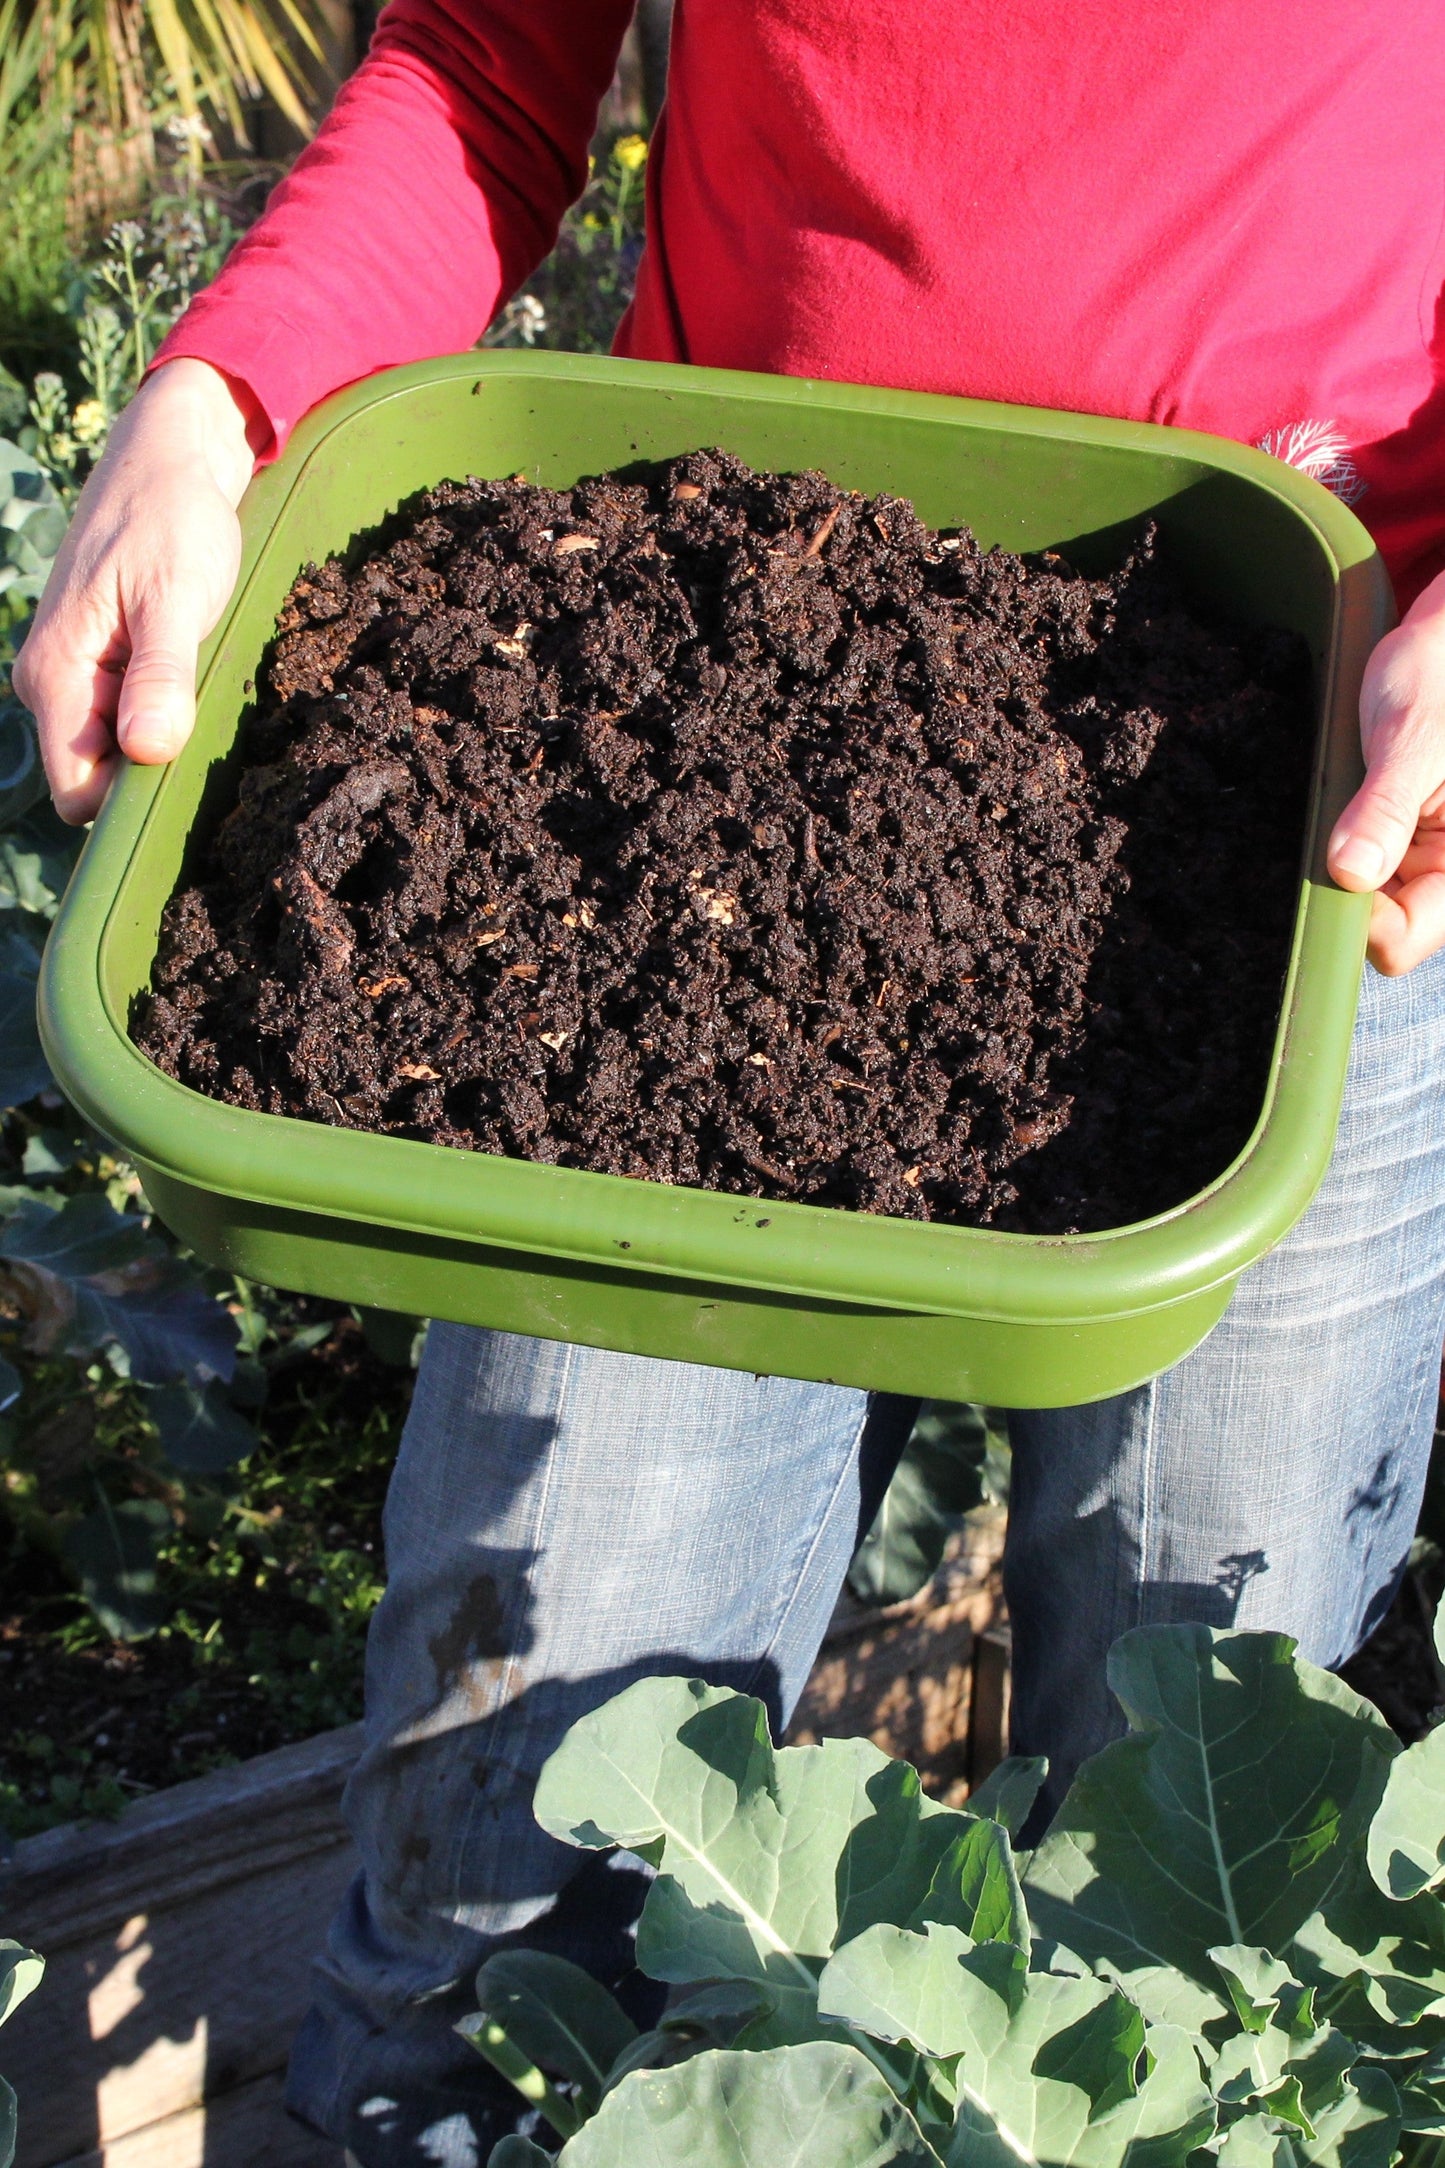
[786,1507,1007,1803]
[2,1727,361,2168]
[48,2069,339,2168]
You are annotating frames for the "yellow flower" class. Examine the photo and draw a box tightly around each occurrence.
[613,133,649,174]
[71,399,108,446]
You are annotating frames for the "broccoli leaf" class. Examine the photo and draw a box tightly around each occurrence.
[62,1495,171,1640]
[1023,1626,1398,1990]
[1366,1722,1445,1901]
[0,1191,237,1382]
[471,1952,638,2108]
[0,921,50,1106]
[0,1942,43,2025]
[965,1756,1048,1840]
[148,1381,257,1474]
[554,2043,940,2167]
[534,1675,987,2042]
[0,693,49,830]
[487,2141,554,2168]
[849,1402,989,1606]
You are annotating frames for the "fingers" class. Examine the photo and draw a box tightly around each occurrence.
[1366,872,1445,975]
[12,635,124,826]
[1329,617,1445,891]
[21,486,242,823]
[20,568,214,823]
[114,589,204,766]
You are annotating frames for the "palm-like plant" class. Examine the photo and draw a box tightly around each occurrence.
[1,0,330,377]
[3,0,328,228]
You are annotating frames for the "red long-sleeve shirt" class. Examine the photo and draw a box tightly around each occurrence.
[158,0,1445,604]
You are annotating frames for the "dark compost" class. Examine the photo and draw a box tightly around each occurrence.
[134,450,1313,1234]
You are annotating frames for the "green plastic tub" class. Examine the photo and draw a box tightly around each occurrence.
[39,351,1392,1405]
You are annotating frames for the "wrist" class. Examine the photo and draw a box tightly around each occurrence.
[134,358,268,505]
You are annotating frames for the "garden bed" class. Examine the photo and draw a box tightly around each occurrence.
[134,450,1313,1236]
[0,1305,407,1837]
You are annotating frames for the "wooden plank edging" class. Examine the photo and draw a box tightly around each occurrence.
[1,1724,363,1954]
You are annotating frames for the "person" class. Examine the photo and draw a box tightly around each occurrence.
[16,5,1445,2160]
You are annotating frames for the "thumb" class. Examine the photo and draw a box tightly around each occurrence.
[114,588,204,765]
[1328,628,1445,891]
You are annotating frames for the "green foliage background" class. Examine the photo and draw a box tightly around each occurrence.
[0,132,657,1846]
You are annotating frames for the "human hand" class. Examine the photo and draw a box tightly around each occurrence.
[12,358,264,825]
[1327,570,1445,975]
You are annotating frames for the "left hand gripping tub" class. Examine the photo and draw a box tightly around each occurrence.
[39,351,1390,1406]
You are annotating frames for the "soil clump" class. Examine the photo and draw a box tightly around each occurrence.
[135,450,1312,1232]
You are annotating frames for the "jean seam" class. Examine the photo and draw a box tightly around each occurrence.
[1133,1376,1160,1632]
[739,1398,872,1709]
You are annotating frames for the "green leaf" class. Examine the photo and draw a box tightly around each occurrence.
[818,1921,1023,2060]
[960,1985,1205,2168]
[1209,2010,1355,2123]
[1254,2076,1317,2139]
[1297,2065,1401,2168]
[1400,2044,1445,2133]
[1211,1948,1299,2035]
[819,1926,1214,2168]
[0,1191,238,1382]
[0,803,83,921]
[1216,2111,1298,2168]
[1288,1857,1445,2047]
[0,695,47,828]
[357,1304,427,1368]
[1024,1626,1398,1990]
[472,1952,638,2106]
[0,921,50,1105]
[1217,2079,1400,2168]
[148,1382,257,1474]
[1367,1725,1445,1900]
[849,1403,988,1605]
[21,1128,83,1179]
[966,1757,1048,1840]
[954,2020,1214,2168]
[458,2011,581,2139]
[62,1495,171,1640]
[554,2043,940,2167]
[534,1677,980,2038]
[1090,1965,1228,2036]
[602,1983,776,2093]
[0,1942,43,2024]
[487,2141,554,2167]
[0,2072,15,2168]
[912,1816,1029,1950]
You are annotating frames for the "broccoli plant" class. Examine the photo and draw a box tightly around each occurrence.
[462,1613,1445,2168]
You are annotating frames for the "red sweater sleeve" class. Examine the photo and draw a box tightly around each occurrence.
[154,0,633,458]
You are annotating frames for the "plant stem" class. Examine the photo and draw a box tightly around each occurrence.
[459,2015,583,2140]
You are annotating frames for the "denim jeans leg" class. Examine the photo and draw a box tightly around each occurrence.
[286,1330,912,2165]
[1007,947,1445,1818]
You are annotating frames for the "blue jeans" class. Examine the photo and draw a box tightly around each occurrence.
[288,951,1445,2166]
